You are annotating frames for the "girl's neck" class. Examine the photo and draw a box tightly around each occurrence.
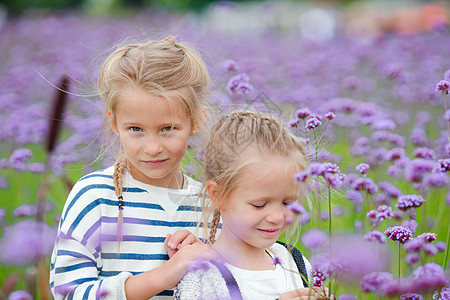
[127,163,185,189]
[212,234,274,271]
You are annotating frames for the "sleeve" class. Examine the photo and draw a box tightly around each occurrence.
[174,264,230,300]
[49,179,133,300]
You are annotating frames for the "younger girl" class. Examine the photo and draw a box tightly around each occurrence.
[49,36,218,299]
[175,111,332,300]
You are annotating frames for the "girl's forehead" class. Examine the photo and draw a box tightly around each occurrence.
[116,87,189,119]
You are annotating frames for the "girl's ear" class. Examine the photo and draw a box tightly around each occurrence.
[205,179,220,206]
[191,105,208,136]
[109,112,119,136]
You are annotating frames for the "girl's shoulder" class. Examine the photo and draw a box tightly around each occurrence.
[76,166,115,184]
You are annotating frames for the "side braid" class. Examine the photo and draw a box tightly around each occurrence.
[112,156,128,253]
[208,208,221,244]
[113,156,127,197]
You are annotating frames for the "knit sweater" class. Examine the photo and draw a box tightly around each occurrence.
[49,166,204,299]
[174,242,313,300]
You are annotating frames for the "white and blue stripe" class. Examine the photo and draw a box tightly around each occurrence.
[50,166,205,299]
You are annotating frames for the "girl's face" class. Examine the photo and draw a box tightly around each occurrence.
[110,87,195,188]
[219,152,301,253]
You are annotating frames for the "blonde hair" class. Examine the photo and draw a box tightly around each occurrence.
[202,110,309,244]
[97,36,210,247]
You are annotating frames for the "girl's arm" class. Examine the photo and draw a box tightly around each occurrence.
[124,243,219,300]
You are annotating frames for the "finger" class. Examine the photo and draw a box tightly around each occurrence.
[179,234,199,249]
[168,229,193,249]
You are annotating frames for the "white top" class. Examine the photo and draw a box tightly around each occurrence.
[50,166,205,299]
[225,247,304,300]
[174,242,313,300]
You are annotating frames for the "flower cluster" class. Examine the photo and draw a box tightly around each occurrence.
[385,226,413,244]
[367,205,392,226]
[226,73,253,95]
[396,195,426,211]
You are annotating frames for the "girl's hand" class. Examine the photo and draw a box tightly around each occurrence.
[160,242,221,290]
[164,229,201,258]
[279,287,334,300]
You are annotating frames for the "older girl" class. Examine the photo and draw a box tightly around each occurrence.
[50,36,218,299]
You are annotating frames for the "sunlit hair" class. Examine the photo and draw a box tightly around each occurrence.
[202,110,310,245]
[97,35,210,248]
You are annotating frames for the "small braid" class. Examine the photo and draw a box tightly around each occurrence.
[112,156,128,252]
[208,208,221,244]
[113,156,128,197]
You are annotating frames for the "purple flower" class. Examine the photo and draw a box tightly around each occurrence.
[322,162,340,174]
[356,163,370,175]
[222,59,238,72]
[400,293,423,300]
[8,290,33,300]
[404,159,435,182]
[435,80,450,94]
[188,258,210,272]
[296,108,312,119]
[12,204,37,218]
[324,173,344,189]
[444,109,450,121]
[352,177,378,194]
[433,287,450,300]
[9,148,32,163]
[302,229,327,250]
[346,190,364,204]
[411,263,449,293]
[226,73,253,95]
[396,195,426,211]
[385,147,406,161]
[364,230,386,244]
[435,241,446,252]
[0,220,56,266]
[288,119,299,127]
[402,219,419,234]
[410,128,427,146]
[324,112,336,120]
[434,159,450,172]
[271,255,282,266]
[404,239,423,252]
[423,244,438,256]
[378,181,403,198]
[413,147,436,160]
[405,252,421,265]
[423,173,449,188]
[309,162,326,176]
[361,271,394,293]
[294,170,309,182]
[371,119,396,131]
[305,117,322,130]
[417,232,437,243]
[0,208,5,225]
[286,201,305,215]
[313,270,327,287]
[385,226,413,244]
[367,205,392,225]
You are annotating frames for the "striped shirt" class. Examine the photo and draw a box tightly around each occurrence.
[49,166,205,299]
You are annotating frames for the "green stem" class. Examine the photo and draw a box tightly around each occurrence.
[398,244,401,278]
[443,210,450,270]
[328,183,332,252]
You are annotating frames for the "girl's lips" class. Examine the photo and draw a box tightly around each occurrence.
[257,228,281,238]
[143,159,168,167]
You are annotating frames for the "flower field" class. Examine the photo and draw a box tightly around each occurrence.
[0,5,449,299]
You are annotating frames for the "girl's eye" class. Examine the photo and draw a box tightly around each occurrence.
[252,203,266,209]
[161,126,175,132]
[130,126,142,132]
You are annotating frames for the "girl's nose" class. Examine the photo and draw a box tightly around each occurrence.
[266,207,285,224]
[144,135,164,156]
